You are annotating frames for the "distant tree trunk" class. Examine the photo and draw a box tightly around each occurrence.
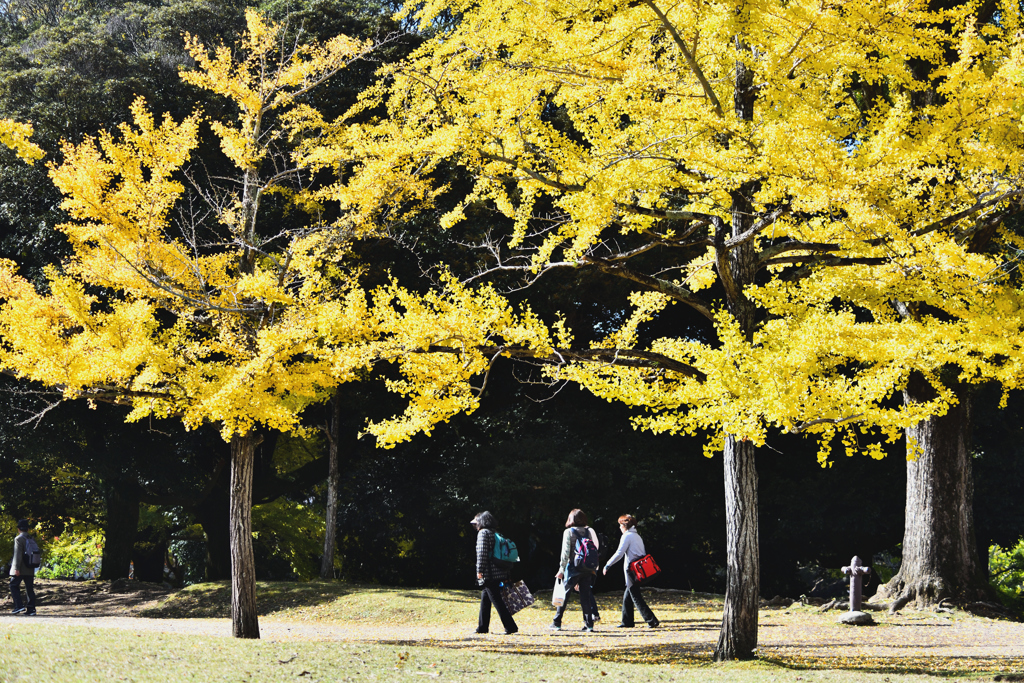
[320,391,342,579]
[191,470,232,581]
[133,524,169,583]
[230,431,261,639]
[99,482,140,580]
[715,435,760,660]
[876,378,989,608]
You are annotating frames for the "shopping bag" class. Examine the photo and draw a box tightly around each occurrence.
[500,580,536,616]
[629,554,662,584]
[551,578,566,607]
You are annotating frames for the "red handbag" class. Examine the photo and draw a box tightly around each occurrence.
[629,554,661,583]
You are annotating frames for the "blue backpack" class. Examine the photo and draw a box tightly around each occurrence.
[572,528,599,573]
[491,531,519,568]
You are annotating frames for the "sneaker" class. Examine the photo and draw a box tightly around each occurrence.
[548,623,561,631]
[25,611,36,616]
[580,625,594,632]
[616,623,634,628]
[646,620,660,628]
[593,614,601,622]
[10,608,25,615]
[503,629,518,635]
[473,629,487,634]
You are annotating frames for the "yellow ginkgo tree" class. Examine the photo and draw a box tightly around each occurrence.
[307,0,1024,659]
[0,10,534,639]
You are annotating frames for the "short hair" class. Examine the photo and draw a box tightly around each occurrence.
[16,519,29,531]
[565,509,588,528]
[618,514,637,529]
[471,511,497,530]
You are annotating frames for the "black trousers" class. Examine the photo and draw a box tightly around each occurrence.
[621,570,657,626]
[9,575,35,612]
[552,572,595,628]
[478,579,518,633]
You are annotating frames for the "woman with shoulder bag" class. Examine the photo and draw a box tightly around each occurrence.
[603,514,659,628]
[471,511,518,635]
[550,508,599,632]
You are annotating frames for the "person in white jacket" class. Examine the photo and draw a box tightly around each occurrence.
[603,514,659,628]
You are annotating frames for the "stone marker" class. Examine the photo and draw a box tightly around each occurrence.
[840,556,874,625]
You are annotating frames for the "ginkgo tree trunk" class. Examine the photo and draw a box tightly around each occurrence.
[310,0,1024,660]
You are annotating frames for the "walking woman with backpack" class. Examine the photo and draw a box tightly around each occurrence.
[550,508,599,632]
[603,514,660,628]
[470,511,518,635]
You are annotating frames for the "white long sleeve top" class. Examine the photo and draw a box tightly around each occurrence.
[604,528,646,576]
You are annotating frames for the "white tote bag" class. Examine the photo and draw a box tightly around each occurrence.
[551,578,566,607]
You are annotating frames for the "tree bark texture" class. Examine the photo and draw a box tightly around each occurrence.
[715,435,760,660]
[876,382,988,608]
[230,431,261,638]
[320,392,342,579]
[99,482,140,580]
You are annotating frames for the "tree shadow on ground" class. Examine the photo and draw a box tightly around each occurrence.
[140,580,356,619]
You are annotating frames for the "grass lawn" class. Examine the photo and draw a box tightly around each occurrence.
[0,623,975,683]
[0,581,1019,682]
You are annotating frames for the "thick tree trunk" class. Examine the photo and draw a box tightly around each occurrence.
[99,482,140,580]
[230,431,261,639]
[875,380,988,609]
[712,43,761,659]
[714,435,760,660]
[320,392,342,579]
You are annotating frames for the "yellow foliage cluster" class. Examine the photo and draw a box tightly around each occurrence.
[0,118,44,163]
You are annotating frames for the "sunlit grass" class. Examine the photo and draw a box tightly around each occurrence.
[0,622,996,683]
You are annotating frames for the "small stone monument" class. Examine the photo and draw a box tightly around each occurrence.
[839,556,874,625]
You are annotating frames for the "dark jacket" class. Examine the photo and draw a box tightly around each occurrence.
[11,533,34,578]
[475,528,510,585]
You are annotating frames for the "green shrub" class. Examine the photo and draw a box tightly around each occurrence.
[989,540,1024,608]
[35,530,103,579]
[252,499,326,580]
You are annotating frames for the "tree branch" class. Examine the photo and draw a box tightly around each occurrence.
[642,0,724,118]
[758,240,840,262]
[480,152,585,192]
[762,255,887,270]
[724,204,790,247]
[581,255,714,320]
[423,344,706,381]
